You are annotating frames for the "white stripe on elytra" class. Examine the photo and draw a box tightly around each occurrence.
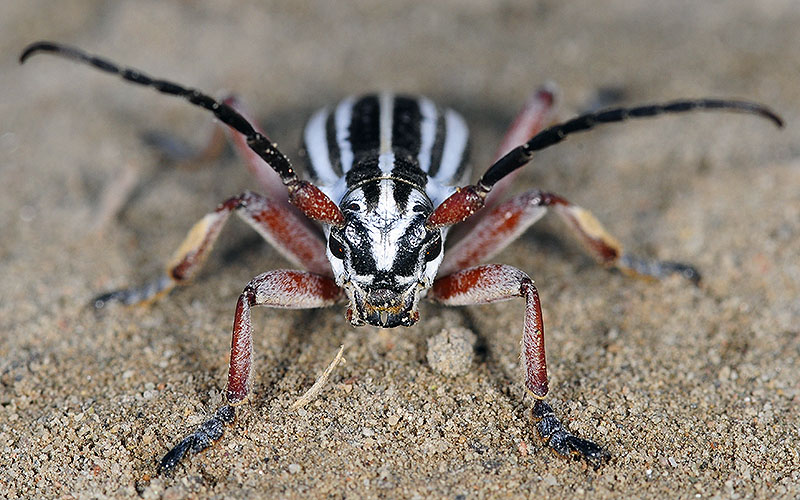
[378,151,395,174]
[434,109,468,185]
[417,96,438,173]
[377,92,396,174]
[303,107,339,186]
[335,96,355,173]
[379,92,394,156]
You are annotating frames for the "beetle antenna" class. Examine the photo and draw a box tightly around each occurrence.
[21,41,346,226]
[477,98,784,191]
[19,41,299,186]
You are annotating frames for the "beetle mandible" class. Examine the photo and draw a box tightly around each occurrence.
[19,41,783,471]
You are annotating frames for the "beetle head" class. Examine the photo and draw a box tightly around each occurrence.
[326,180,444,328]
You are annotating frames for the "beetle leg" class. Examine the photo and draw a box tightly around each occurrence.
[429,264,609,467]
[532,399,610,469]
[440,189,700,283]
[535,192,702,283]
[221,96,295,207]
[485,86,558,212]
[439,190,548,275]
[142,117,227,166]
[93,190,330,308]
[431,264,548,397]
[447,88,556,244]
[160,270,342,473]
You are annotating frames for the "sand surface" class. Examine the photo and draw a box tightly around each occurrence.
[2,1,798,498]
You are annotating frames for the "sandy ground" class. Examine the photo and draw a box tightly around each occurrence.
[1,1,798,498]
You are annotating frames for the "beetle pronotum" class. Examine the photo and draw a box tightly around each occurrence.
[20,41,783,471]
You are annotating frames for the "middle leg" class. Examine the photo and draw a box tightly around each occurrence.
[94,190,330,308]
[441,189,700,283]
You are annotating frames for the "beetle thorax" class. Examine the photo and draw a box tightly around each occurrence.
[326,178,444,328]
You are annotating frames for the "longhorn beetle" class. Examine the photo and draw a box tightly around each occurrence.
[20,41,783,472]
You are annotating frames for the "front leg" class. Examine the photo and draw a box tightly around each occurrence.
[160,270,342,473]
[532,400,609,470]
[429,264,610,468]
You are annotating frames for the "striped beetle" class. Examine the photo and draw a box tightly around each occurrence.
[20,41,783,471]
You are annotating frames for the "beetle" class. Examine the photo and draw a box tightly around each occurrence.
[20,41,783,472]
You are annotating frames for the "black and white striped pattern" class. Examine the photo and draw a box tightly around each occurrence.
[305,93,466,326]
[303,92,471,207]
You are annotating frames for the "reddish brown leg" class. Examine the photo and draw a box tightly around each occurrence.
[429,264,609,468]
[141,95,310,221]
[448,87,556,243]
[440,190,548,275]
[222,97,292,206]
[160,270,342,473]
[430,264,548,397]
[440,189,700,283]
[225,270,342,403]
[143,96,287,198]
[484,86,557,211]
[148,94,331,225]
[94,190,330,308]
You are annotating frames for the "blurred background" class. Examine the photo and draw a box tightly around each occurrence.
[2,1,798,498]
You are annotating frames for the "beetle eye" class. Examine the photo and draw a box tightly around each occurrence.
[329,233,346,259]
[424,233,442,262]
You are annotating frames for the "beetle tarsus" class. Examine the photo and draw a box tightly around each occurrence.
[92,275,174,309]
[532,400,610,470]
[159,405,235,474]
[618,253,702,285]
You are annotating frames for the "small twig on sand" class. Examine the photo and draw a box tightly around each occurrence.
[291,345,345,410]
